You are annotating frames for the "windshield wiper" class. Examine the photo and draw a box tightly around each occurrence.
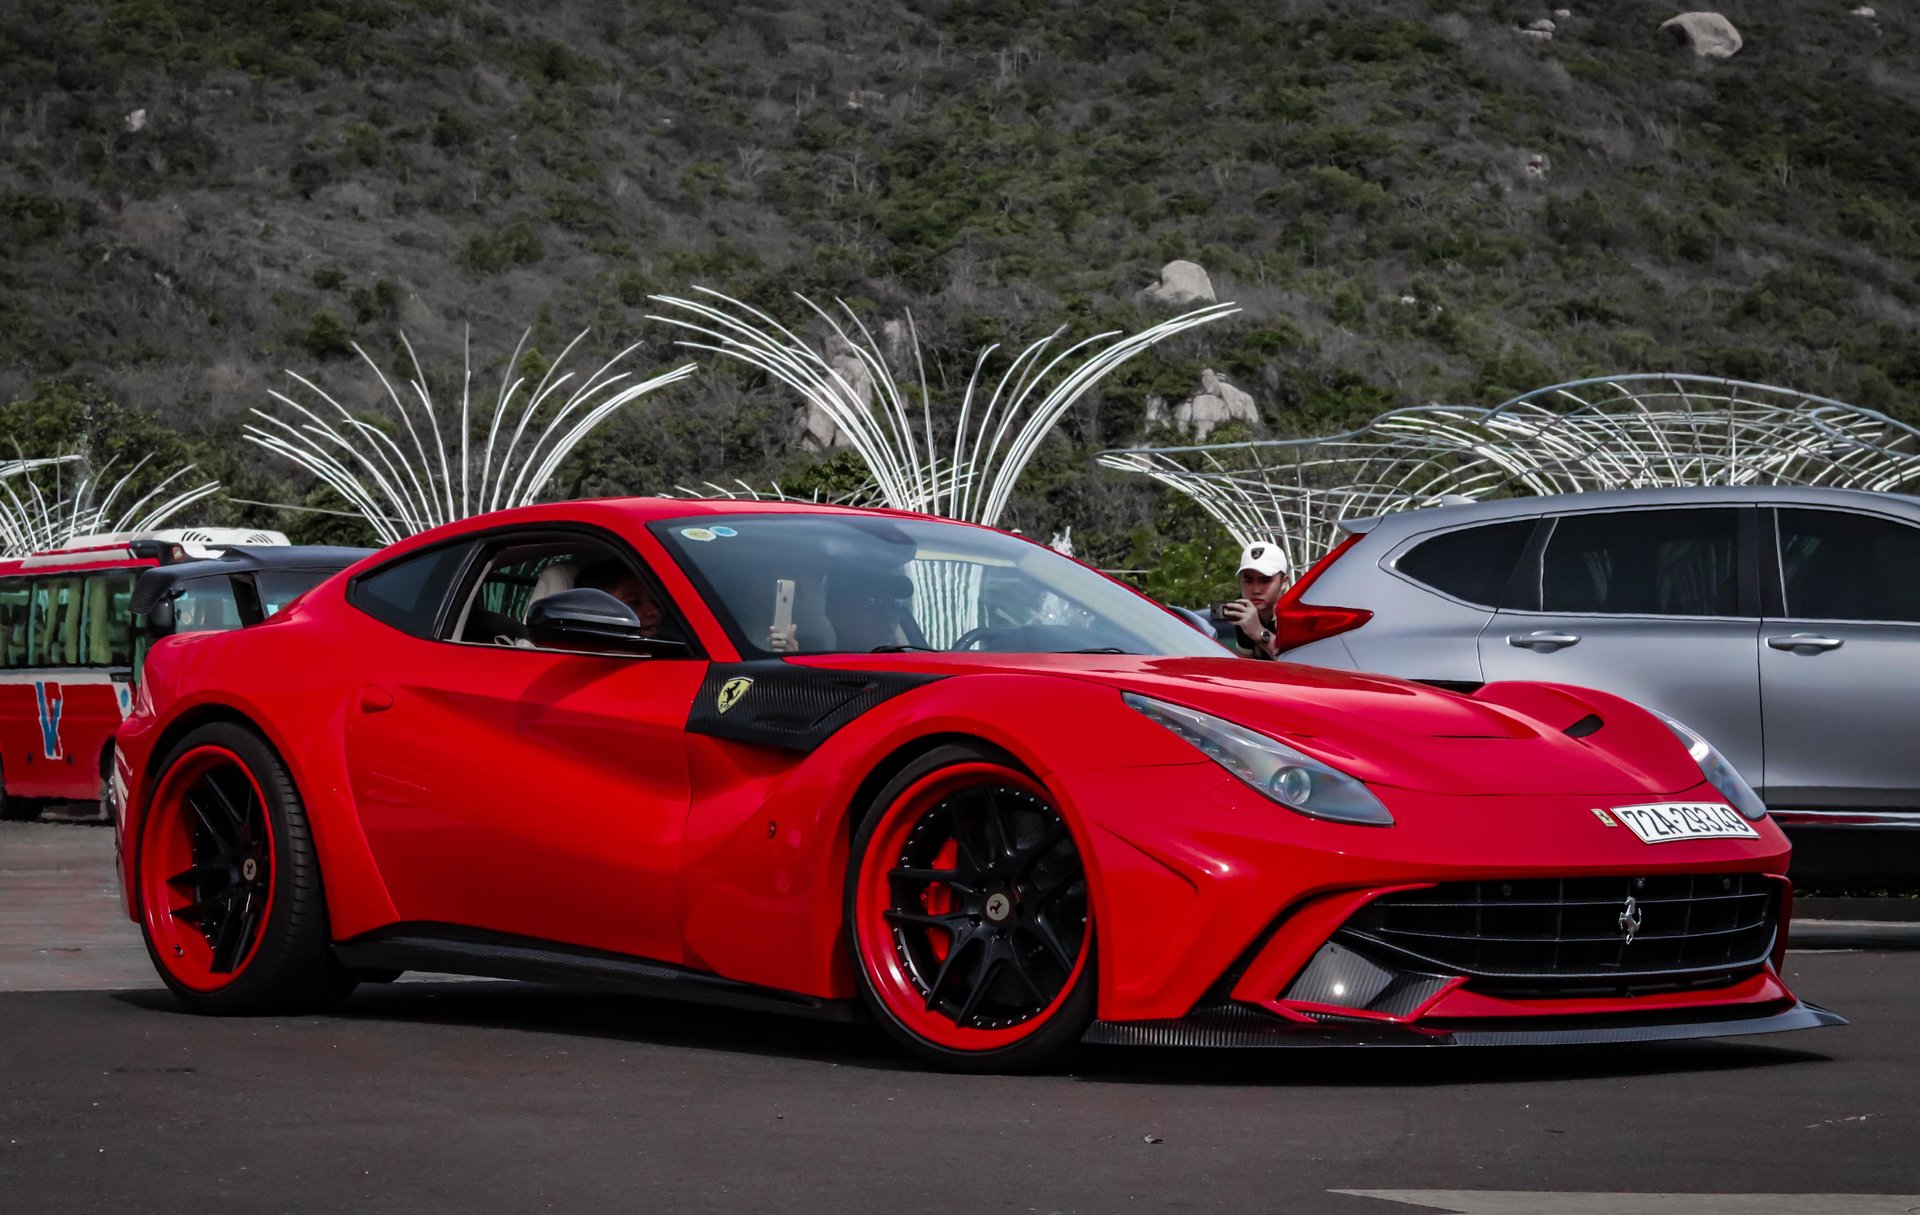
[1064,647,1130,654]
[869,643,940,652]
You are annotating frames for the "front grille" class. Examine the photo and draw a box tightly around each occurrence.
[1341,873,1778,995]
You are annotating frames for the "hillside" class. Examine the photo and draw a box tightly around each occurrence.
[3,0,1917,597]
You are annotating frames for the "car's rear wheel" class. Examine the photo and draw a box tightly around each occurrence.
[848,744,1094,1072]
[136,722,355,1013]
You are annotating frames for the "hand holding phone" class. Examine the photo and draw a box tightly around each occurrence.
[772,578,794,632]
[768,578,798,652]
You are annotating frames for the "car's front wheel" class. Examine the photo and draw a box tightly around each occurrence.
[848,744,1095,1072]
[136,722,355,1013]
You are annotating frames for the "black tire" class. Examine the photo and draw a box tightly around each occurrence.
[846,742,1096,1074]
[136,721,357,1014]
[0,759,39,822]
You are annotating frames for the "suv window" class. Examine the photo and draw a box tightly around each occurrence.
[1396,520,1534,608]
[1778,508,1920,622]
[254,570,336,617]
[1542,509,1740,617]
[350,543,471,637]
[172,574,244,634]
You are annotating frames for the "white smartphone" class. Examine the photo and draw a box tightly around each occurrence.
[772,578,795,634]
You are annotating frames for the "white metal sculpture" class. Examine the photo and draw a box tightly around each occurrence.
[1102,374,1920,574]
[648,288,1238,528]
[246,331,698,544]
[664,477,879,506]
[649,290,1234,646]
[0,455,220,558]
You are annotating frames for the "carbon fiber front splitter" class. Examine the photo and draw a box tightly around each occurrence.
[1082,1000,1846,1048]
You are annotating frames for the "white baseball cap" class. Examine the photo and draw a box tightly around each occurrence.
[1237,540,1288,578]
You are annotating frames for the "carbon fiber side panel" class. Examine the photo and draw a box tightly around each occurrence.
[333,923,860,1021]
[686,661,944,752]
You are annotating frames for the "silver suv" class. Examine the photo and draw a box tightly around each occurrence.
[1276,485,1920,885]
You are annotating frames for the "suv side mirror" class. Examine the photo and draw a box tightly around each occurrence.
[524,588,689,658]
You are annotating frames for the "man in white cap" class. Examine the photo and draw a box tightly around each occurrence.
[1221,540,1289,660]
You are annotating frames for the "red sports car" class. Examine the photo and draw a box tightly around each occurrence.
[113,499,1842,1070]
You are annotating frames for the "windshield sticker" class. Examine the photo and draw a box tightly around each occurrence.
[709,526,737,537]
[680,527,717,542]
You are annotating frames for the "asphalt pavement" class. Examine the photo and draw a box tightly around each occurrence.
[4,822,1917,1213]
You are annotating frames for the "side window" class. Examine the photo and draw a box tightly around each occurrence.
[1542,509,1740,617]
[82,572,136,666]
[254,570,334,618]
[350,543,472,637]
[1395,520,1534,608]
[173,576,244,634]
[29,575,84,665]
[0,577,28,668]
[1778,509,1920,623]
[447,535,685,651]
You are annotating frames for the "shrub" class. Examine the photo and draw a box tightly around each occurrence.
[458,222,544,274]
[300,311,354,359]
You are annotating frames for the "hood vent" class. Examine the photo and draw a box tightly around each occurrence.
[1564,713,1604,738]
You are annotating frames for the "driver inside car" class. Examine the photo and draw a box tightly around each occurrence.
[769,569,924,653]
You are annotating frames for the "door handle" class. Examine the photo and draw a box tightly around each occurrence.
[358,685,395,713]
[1767,633,1843,653]
[1508,631,1581,651]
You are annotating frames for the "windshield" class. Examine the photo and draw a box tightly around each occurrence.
[651,514,1227,659]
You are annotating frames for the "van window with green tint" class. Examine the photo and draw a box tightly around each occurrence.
[28,576,84,666]
[0,578,28,668]
[87,571,136,666]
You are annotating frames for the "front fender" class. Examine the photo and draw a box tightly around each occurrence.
[676,672,1188,1001]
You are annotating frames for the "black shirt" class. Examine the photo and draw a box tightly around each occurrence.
[1233,614,1278,661]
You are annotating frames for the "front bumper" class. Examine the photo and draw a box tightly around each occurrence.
[1052,761,1801,1026]
[1084,999,1846,1048]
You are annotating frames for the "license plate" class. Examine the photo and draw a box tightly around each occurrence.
[1611,801,1760,844]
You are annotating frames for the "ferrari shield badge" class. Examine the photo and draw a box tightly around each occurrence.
[717,676,753,715]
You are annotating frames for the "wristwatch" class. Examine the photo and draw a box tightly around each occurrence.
[1258,628,1274,646]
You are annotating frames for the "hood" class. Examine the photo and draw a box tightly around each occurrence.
[796,653,1703,797]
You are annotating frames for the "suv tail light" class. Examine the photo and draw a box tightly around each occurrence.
[1273,534,1372,655]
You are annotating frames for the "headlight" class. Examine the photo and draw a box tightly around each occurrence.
[1661,715,1767,822]
[1124,693,1393,826]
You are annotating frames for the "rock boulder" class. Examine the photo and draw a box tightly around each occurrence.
[806,334,870,451]
[1174,369,1258,441]
[1138,260,1216,307]
[1661,12,1743,58]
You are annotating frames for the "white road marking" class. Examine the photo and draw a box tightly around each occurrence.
[1335,1194,1920,1214]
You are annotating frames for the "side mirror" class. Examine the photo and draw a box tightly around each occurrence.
[524,589,689,658]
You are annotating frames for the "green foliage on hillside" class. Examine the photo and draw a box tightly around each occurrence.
[0,0,1916,599]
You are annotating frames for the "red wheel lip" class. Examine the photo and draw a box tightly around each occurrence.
[138,745,277,994]
[854,762,1091,1053]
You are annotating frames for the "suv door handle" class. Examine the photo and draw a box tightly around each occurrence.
[1767,633,1843,652]
[1508,631,1581,651]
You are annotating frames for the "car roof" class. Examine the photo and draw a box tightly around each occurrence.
[128,544,377,615]
[1343,484,1920,540]
[358,496,1012,565]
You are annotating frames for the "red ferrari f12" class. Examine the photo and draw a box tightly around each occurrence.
[113,500,1842,1070]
